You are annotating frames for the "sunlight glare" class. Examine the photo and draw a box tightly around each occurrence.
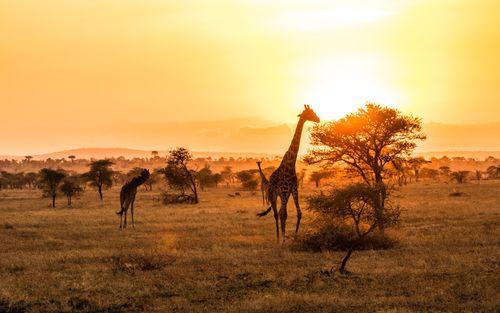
[294,55,405,120]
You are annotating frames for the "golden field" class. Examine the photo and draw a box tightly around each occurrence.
[0,181,498,312]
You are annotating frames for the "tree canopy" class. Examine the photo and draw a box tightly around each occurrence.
[305,103,426,186]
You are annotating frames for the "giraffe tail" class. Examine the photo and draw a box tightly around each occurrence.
[257,206,272,217]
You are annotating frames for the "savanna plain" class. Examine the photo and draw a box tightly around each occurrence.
[0,181,498,312]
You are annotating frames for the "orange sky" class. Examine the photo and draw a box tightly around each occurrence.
[1,0,499,155]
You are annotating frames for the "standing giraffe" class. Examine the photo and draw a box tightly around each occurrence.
[256,161,269,205]
[257,105,320,242]
[116,169,150,229]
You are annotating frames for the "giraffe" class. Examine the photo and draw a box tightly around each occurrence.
[257,105,320,242]
[116,169,150,229]
[256,161,269,205]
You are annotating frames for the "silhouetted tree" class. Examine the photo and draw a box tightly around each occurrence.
[60,177,82,206]
[305,103,425,231]
[475,170,482,183]
[196,164,214,191]
[220,166,234,187]
[212,173,222,188]
[306,184,400,273]
[160,148,199,203]
[236,170,259,191]
[298,168,307,187]
[439,166,451,179]
[487,166,500,179]
[84,159,114,200]
[24,172,38,188]
[68,155,76,163]
[309,170,333,188]
[420,168,439,181]
[407,157,429,182]
[39,168,67,207]
[450,171,470,184]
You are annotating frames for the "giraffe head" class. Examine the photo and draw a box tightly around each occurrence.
[298,104,320,123]
[141,169,150,180]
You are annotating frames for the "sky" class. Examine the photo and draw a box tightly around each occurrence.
[1,0,499,155]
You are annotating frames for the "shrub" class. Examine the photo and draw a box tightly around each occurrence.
[296,183,400,273]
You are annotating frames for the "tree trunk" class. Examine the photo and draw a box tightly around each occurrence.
[98,185,103,200]
[52,195,56,208]
[339,247,355,274]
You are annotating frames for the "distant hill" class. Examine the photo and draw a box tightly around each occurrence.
[1,118,499,160]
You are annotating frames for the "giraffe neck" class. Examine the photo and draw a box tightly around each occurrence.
[282,116,306,167]
[257,163,268,183]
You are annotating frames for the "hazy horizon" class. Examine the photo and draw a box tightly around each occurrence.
[2,117,500,157]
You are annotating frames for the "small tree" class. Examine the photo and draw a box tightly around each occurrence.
[236,170,259,191]
[196,164,214,191]
[298,168,307,187]
[160,148,198,203]
[305,184,400,273]
[24,172,39,189]
[68,155,76,163]
[220,166,234,187]
[407,157,429,182]
[305,103,425,231]
[486,166,500,179]
[451,171,470,184]
[309,170,333,188]
[60,177,83,206]
[439,166,451,179]
[84,159,114,200]
[39,168,67,208]
[475,170,482,183]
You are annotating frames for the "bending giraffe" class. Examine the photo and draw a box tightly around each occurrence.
[257,105,320,242]
[116,169,150,229]
[256,161,269,205]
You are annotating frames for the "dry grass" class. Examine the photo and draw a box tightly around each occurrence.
[0,181,498,312]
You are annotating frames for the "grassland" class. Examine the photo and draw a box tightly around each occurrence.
[0,181,498,312]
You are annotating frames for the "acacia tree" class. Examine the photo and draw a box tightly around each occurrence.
[307,184,400,273]
[451,171,470,184]
[196,164,214,191]
[220,166,234,187]
[309,170,333,188]
[160,148,198,203]
[60,177,83,206]
[236,170,259,191]
[407,157,429,182]
[305,103,425,230]
[84,159,114,200]
[39,168,67,208]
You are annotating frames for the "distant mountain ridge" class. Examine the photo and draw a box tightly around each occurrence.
[1,118,499,159]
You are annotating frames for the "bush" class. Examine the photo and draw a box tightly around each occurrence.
[296,183,400,273]
[294,222,397,252]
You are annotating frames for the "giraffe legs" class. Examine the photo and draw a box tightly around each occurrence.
[279,193,290,243]
[292,188,302,235]
[270,195,279,243]
[131,196,136,229]
[123,210,127,228]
